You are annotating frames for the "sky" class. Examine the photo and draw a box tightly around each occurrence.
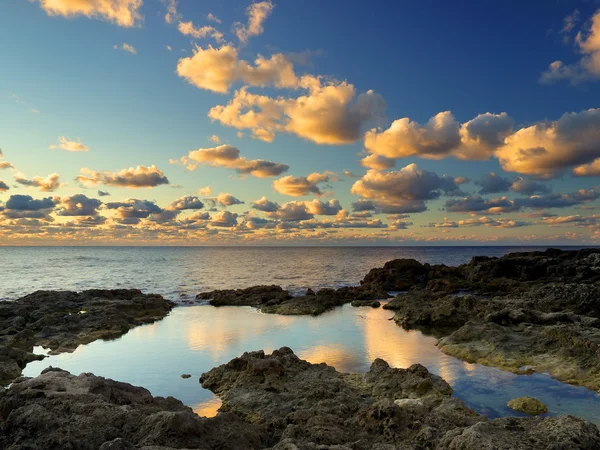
[2,0,600,245]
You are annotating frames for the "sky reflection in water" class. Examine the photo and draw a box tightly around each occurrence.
[23,302,600,425]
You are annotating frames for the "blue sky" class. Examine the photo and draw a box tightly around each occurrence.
[1,0,600,245]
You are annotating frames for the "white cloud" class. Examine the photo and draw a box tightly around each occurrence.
[37,0,142,27]
[114,43,137,54]
[49,136,89,152]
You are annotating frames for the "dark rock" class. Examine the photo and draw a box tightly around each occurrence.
[351,300,381,308]
[180,374,192,379]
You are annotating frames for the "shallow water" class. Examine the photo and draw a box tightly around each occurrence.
[23,302,600,425]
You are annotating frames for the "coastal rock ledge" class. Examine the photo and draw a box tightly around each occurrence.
[0,289,174,386]
[2,348,599,449]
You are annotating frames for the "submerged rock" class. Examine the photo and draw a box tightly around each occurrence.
[507,396,548,416]
[0,289,174,386]
[2,349,599,449]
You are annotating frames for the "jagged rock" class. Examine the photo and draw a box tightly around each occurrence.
[0,289,174,386]
[507,396,548,416]
[351,300,381,308]
[198,286,387,316]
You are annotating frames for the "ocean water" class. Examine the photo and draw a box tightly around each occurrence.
[4,246,600,425]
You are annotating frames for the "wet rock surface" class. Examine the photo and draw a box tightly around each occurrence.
[3,349,599,449]
[0,289,174,386]
[197,285,389,316]
[380,249,600,391]
[507,396,548,416]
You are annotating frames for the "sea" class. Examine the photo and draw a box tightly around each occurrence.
[2,246,600,424]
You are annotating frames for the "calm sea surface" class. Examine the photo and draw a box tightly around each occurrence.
[2,246,599,424]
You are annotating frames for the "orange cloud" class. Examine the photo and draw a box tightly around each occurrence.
[37,0,142,27]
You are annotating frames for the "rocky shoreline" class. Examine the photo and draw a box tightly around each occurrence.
[2,348,599,449]
[0,289,174,385]
[3,248,600,448]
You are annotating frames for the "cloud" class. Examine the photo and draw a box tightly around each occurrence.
[57,194,102,216]
[15,173,62,192]
[233,1,274,44]
[207,13,221,24]
[364,112,513,161]
[36,0,142,27]
[265,199,341,221]
[351,163,462,213]
[541,10,600,84]
[198,186,212,196]
[208,135,221,143]
[0,162,14,170]
[427,216,530,229]
[163,0,180,24]
[251,196,280,212]
[214,193,244,206]
[0,181,8,192]
[445,190,599,214]
[169,195,204,210]
[511,178,551,195]
[114,43,137,54]
[98,190,111,196]
[273,171,337,197]
[177,22,223,42]
[496,109,600,177]
[210,210,238,227]
[105,198,163,224]
[208,77,385,144]
[179,144,289,178]
[360,154,395,170]
[177,44,298,94]
[76,165,169,188]
[475,172,512,194]
[573,159,600,176]
[49,136,89,152]
[1,195,57,219]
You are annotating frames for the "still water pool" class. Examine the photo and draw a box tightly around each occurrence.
[23,301,600,425]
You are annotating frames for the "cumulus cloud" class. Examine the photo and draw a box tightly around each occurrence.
[427,216,530,229]
[1,195,57,219]
[177,44,298,93]
[169,195,204,210]
[265,199,342,221]
[273,171,337,197]
[105,199,163,224]
[251,196,280,212]
[496,109,600,177]
[114,42,137,54]
[351,164,462,213]
[210,210,238,227]
[77,165,169,188]
[214,193,244,206]
[49,136,89,152]
[179,144,289,178]
[445,190,599,214]
[208,77,385,144]
[511,178,551,195]
[0,162,14,170]
[15,173,62,192]
[541,9,600,84]
[233,1,274,44]
[0,181,9,192]
[475,172,512,194]
[57,194,102,216]
[360,154,395,170]
[198,186,212,196]
[177,22,223,42]
[364,112,513,161]
[98,190,111,196]
[36,0,142,27]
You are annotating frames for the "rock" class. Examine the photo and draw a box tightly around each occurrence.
[507,396,548,416]
[0,289,174,385]
[198,285,388,316]
[351,300,381,308]
[181,373,192,379]
[2,349,599,449]
[305,288,315,296]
